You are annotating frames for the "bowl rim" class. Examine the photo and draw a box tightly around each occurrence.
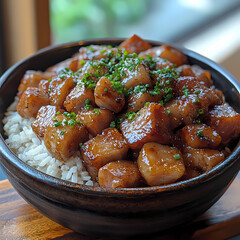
[0,38,240,196]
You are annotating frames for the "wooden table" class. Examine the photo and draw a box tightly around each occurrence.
[0,173,240,240]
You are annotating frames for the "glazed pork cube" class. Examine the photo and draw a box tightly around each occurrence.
[17,70,55,98]
[78,45,118,61]
[64,82,95,113]
[175,76,209,95]
[182,147,225,172]
[49,75,76,107]
[31,105,63,138]
[17,87,50,118]
[206,103,240,145]
[176,124,222,149]
[44,114,89,161]
[119,34,152,54]
[139,45,187,67]
[127,92,162,112]
[154,57,174,70]
[121,63,153,90]
[137,143,185,186]
[79,60,108,78]
[195,88,223,113]
[165,96,199,129]
[191,65,212,87]
[120,103,171,150]
[38,79,50,96]
[177,65,212,87]
[76,108,114,136]
[81,128,128,180]
[94,77,125,113]
[98,160,141,188]
[165,89,223,130]
[46,57,79,73]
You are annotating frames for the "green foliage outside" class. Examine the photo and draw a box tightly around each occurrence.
[50,0,150,43]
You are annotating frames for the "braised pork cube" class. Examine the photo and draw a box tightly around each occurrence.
[175,77,223,110]
[78,45,118,61]
[177,65,195,77]
[44,114,89,161]
[206,103,240,145]
[139,45,187,67]
[165,89,223,130]
[81,128,128,180]
[119,34,152,54]
[48,74,76,107]
[165,96,199,129]
[137,143,185,186]
[176,124,222,149]
[38,79,51,96]
[191,65,212,87]
[120,103,171,150]
[76,108,114,136]
[46,57,80,73]
[98,160,141,188]
[182,147,224,172]
[18,71,55,98]
[80,60,108,79]
[127,91,162,112]
[196,89,223,114]
[17,87,50,118]
[94,77,125,113]
[64,82,95,113]
[177,65,212,87]
[121,62,153,89]
[31,105,63,138]
[175,76,209,95]
[154,57,174,70]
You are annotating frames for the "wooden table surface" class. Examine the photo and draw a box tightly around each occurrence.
[0,172,240,240]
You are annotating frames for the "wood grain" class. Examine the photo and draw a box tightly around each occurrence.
[0,172,239,240]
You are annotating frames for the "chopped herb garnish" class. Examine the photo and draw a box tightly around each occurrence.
[197,130,204,138]
[174,154,181,160]
[68,119,75,127]
[84,99,93,110]
[198,109,204,115]
[110,121,116,128]
[60,131,65,135]
[104,87,108,92]
[145,102,150,107]
[79,60,85,66]
[54,121,62,127]
[79,143,85,148]
[166,80,170,85]
[194,89,201,94]
[133,84,149,94]
[167,110,171,115]
[92,109,100,115]
[194,98,199,103]
[125,112,137,120]
[182,87,189,97]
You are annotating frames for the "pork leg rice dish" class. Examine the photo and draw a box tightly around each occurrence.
[3,35,240,188]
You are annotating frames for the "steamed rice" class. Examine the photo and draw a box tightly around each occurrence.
[3,97,95,186]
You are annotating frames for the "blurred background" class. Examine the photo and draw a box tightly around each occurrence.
[0,0,240,179]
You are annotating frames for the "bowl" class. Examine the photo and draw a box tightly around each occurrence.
[0,39,240,238]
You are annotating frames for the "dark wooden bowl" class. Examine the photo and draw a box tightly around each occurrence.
[0,39,240,238]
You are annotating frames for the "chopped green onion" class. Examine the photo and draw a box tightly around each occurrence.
[174,154,181,160]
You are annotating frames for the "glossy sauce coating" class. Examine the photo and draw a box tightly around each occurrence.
[15,35,240,188]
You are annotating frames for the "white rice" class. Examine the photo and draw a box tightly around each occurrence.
[3,97,96,186]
